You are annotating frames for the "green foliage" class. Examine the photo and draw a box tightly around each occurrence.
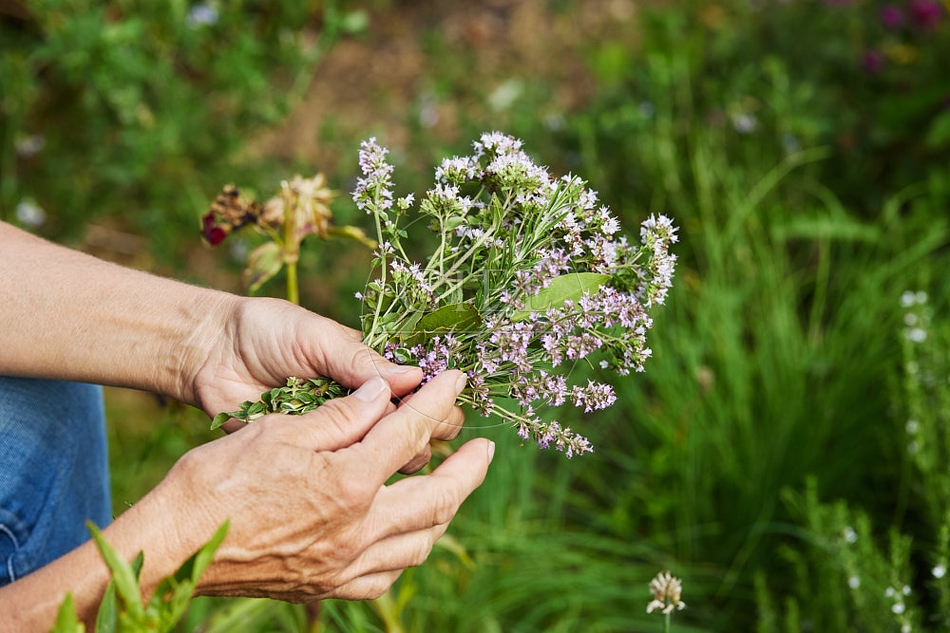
[212,376,348,429]
[0,0,366,262]
[68,0,950,630]
[51,521,229,633]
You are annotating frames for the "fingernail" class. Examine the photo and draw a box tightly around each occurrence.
[487,440,496,463]
[454,372,467,395]
[354,376,388,402]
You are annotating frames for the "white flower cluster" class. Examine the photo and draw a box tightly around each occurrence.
[352,132,678,457]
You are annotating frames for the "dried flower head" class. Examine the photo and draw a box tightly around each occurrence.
[647,570,686,615]
[203,174,374,299]
[201,185,261,245]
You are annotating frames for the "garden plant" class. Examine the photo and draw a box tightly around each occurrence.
[6,0,950,631]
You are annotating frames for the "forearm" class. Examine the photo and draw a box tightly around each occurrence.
[0,486,195,630]
[0,222,233,405]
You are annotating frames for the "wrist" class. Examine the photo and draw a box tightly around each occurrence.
[174,291,241,409]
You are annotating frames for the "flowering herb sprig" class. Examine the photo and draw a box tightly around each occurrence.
[215,132,677,457]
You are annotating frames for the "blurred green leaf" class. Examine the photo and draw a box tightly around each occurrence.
[87,522,145,622]
[244,241,284,294]
[51,593,84,633]
[926,112,950,150]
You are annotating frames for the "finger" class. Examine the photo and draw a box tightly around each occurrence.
[262,376,394,451]
[398,444,432,475]
[349,522,450,580]
[329,570,403,601]
[429,405,465,441]
[394,387,466,441]
[371,438,494,539]
[355,370,467,483]
[307,323,423,396]
[399,403,463,473]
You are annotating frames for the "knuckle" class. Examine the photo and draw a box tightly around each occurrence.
[363,576,396,600]
[411,533,436,567]
[431,486,462,526]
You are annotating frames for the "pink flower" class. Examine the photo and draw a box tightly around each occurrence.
[909,0,944,30]
[880,5,905,29]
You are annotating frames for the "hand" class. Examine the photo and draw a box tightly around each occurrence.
[152,370,492,602]
[187,296,423,427]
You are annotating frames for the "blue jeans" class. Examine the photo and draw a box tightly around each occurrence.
[0,377,111,585]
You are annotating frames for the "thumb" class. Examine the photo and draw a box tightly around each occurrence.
[319,335,423,397]
[276,376,395,452]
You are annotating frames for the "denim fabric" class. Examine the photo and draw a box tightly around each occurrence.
[0,376,111,585]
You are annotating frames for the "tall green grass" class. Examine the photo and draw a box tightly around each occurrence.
[88,4,950,631]
[554,20,950,630]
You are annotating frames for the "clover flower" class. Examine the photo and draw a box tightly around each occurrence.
[216,133,677,457]
[647,570,687,615]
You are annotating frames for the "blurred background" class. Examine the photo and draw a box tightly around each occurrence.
[3,0,950,630]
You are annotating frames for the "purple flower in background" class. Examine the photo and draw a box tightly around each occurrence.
[909,0,944,30]
[880,5,905,29]
[862,49,886,73]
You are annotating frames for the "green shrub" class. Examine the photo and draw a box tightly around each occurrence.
[0,0,367,264]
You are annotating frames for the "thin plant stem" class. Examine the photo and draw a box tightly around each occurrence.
[283,190,300,305]
[286,259,299,305]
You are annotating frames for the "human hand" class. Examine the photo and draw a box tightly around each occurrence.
[150,369,492,602]
[185,296,424,430]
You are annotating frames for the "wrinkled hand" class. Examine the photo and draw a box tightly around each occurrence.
[189,297,421,417]
[155,370,492,602]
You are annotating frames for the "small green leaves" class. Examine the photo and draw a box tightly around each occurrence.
[210,377,350,430]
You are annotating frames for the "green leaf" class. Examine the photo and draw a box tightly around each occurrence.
[180,519,229,584]
[246,401,265,417]
[94,581,117,633]
[210,412,233,431]
[512,273,610,320]
[87,522,145,622]
[326,225,377,249]
[402,303,481,345]
[925,111,950,149]
[51,593,85,633]
[148,520,229,631]
[244,241,284,294]
[417,303,481,332]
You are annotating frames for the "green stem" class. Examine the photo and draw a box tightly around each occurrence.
[368,203,389,339]
[371,592,405,633]
[664,612,671,633]
[286,259,299,305]
[283,190,300,305]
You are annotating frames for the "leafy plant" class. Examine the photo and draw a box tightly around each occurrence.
[51,520,229,633]
[0,0,367,264]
